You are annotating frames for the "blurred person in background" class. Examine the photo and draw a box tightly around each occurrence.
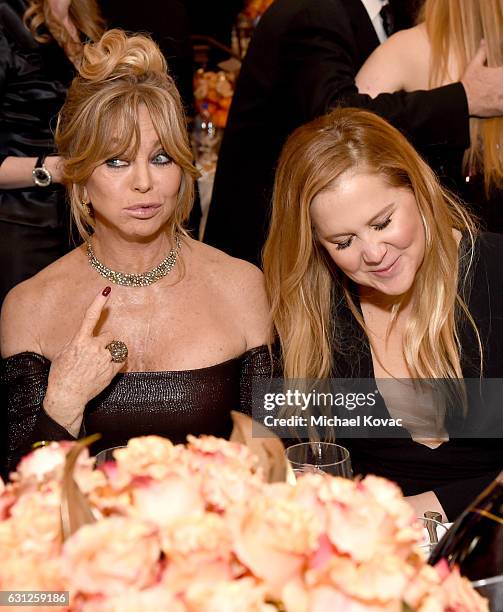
[357,0,503,233]
[204,0,503,266]
[0,0,105,306]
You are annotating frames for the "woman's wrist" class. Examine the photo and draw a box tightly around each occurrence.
[0,156,63,189]
[43,392,84,436]
[44,155,63,183]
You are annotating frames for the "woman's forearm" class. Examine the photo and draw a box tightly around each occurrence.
[43,391,84,438]
[0,156,63,189]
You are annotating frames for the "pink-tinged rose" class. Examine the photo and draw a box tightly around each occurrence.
[176,437,264,512]
[108,436,176,488]
[13,441,94,485]
[230,493,320,598]
[75,468,107,496]
[437,565,489,612]
[185,435,259,471]
[2,485,62,557]
[283,580,403,612]
[162,513,236,590]
[77,586,187,612]
[0,555,64,592]
[402,563,441,608]
[62,517,161,596]
[306,555,413,604]
[88,484,133,517]
[199,462,264,512]
[0,486,17,520]
[183,578,274,612]
[13,442,69,482]
[130,474,204,528]
[316,476,421,562]
[290,473,329,526]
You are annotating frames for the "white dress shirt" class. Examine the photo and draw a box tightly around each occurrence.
[361,0,390,43]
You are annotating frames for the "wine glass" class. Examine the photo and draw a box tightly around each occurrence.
[416,516,449,556]
[94,445,126,467]
[285,442,353,479]
[471,575,503,610]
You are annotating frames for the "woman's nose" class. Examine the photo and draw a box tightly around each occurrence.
[132,162,153,193]
[361,237,387,265]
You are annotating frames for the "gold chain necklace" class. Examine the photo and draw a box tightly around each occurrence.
[86,235,181,287]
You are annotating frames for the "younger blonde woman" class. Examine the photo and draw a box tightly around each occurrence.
[263,108,503,520]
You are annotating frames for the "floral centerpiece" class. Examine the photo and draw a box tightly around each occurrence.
[0,435,487,611]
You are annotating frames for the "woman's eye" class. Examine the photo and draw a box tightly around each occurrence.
[374,216,392,231]
[335,237,353,250]
[152,151,172,165]
[105,158,128,168]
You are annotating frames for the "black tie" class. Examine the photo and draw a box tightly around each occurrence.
[379,3,395,37]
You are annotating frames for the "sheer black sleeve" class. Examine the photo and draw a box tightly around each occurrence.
[1,352,74,476]
[239,344,282,416]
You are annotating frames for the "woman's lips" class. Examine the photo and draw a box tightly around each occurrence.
[124,204,161,219]
[370,256,400,277]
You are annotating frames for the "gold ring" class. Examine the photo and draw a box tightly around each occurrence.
[106,340,128,363]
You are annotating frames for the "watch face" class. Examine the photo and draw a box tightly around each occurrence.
[32,166,52,187]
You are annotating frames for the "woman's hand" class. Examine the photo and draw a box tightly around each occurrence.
[43,287,126,436]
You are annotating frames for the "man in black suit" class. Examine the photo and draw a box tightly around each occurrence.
[204,0,503,265]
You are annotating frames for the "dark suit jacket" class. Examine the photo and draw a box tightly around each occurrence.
[203,0,469,265]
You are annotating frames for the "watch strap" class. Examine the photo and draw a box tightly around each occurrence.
[35,155,46,169]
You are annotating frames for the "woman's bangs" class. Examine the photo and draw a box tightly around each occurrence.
[95,96,141,163]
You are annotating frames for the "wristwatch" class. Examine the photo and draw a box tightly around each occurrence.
[32,155,52,187]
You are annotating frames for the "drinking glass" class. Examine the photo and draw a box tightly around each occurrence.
[94,445,126,467]
[471,575,503,611]
[285,442,353,478]
[416,516,449,556]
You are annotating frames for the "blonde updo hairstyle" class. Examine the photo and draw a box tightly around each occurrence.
[56,29,198,241]
[263,108,481,382]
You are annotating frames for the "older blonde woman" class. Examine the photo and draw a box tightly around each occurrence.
[263,107,503,520]
[1,30,272,473]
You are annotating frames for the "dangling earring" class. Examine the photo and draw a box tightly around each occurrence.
[82,199,92,217]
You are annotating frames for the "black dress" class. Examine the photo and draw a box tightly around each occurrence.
[1,345,276,476]
[0,0,74,306]
[335,232,503,520]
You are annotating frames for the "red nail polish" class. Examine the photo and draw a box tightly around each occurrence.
[102,286,111,296]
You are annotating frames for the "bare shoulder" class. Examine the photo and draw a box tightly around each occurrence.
[184,239,272,347]
[0,249,82,357]
[356,24,431,95]
[185,238,264,287]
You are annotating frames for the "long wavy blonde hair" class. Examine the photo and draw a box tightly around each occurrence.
[422,0,503,195]
[55,29,198,242]
[24,0,105,61]
[263,108,481,381]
